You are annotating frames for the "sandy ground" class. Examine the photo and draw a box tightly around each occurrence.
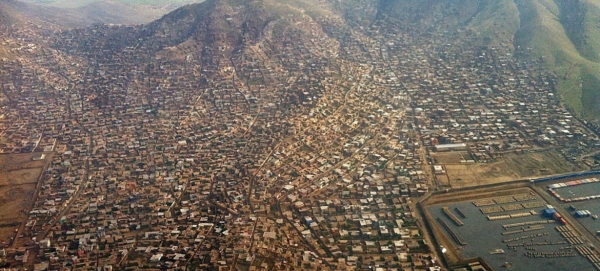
[432,151,471,164]
[0,153,49,245]
[0,184,36,243]
[442,151,583,188]
[0,153,47,186]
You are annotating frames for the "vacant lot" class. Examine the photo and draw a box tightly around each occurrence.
[432,151,472,164]
[445,151,583,188]
[0,153,47,186]
[0,153,49,244]
[0,184,36,242]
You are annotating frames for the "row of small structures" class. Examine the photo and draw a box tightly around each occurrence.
[487,210,538,221]
[556,225,586,245]
[503,232,549,243]
[502,225,545,235]
[472,194,537,207]
[503,220,555,229]
[524,251,576,258]
[481,202,546,214]
[548,178,600,203]
[507,240,568,249]
[575,245,600,270]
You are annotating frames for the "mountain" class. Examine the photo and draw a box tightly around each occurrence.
[40,0,348,115]
[49,0,331,57]
[4,0,600,121]
[376,0,600,121]
[0,0,190,58]
[73,1,171,25]
[20,0,197,9]
[0,0,77,58]
[0,0,189,29]
[2,0,600,268]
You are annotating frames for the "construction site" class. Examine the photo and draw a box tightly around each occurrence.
[419,172,600,271]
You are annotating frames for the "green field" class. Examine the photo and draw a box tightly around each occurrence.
[512,0,600,119]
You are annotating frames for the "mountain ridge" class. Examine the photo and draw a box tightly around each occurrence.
[2,0,600,121]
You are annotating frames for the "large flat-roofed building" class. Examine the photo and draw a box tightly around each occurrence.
[435,143,467,152]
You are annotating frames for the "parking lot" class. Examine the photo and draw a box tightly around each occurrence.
[428,192,597,271]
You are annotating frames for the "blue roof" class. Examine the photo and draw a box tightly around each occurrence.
[544,208,557,215]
